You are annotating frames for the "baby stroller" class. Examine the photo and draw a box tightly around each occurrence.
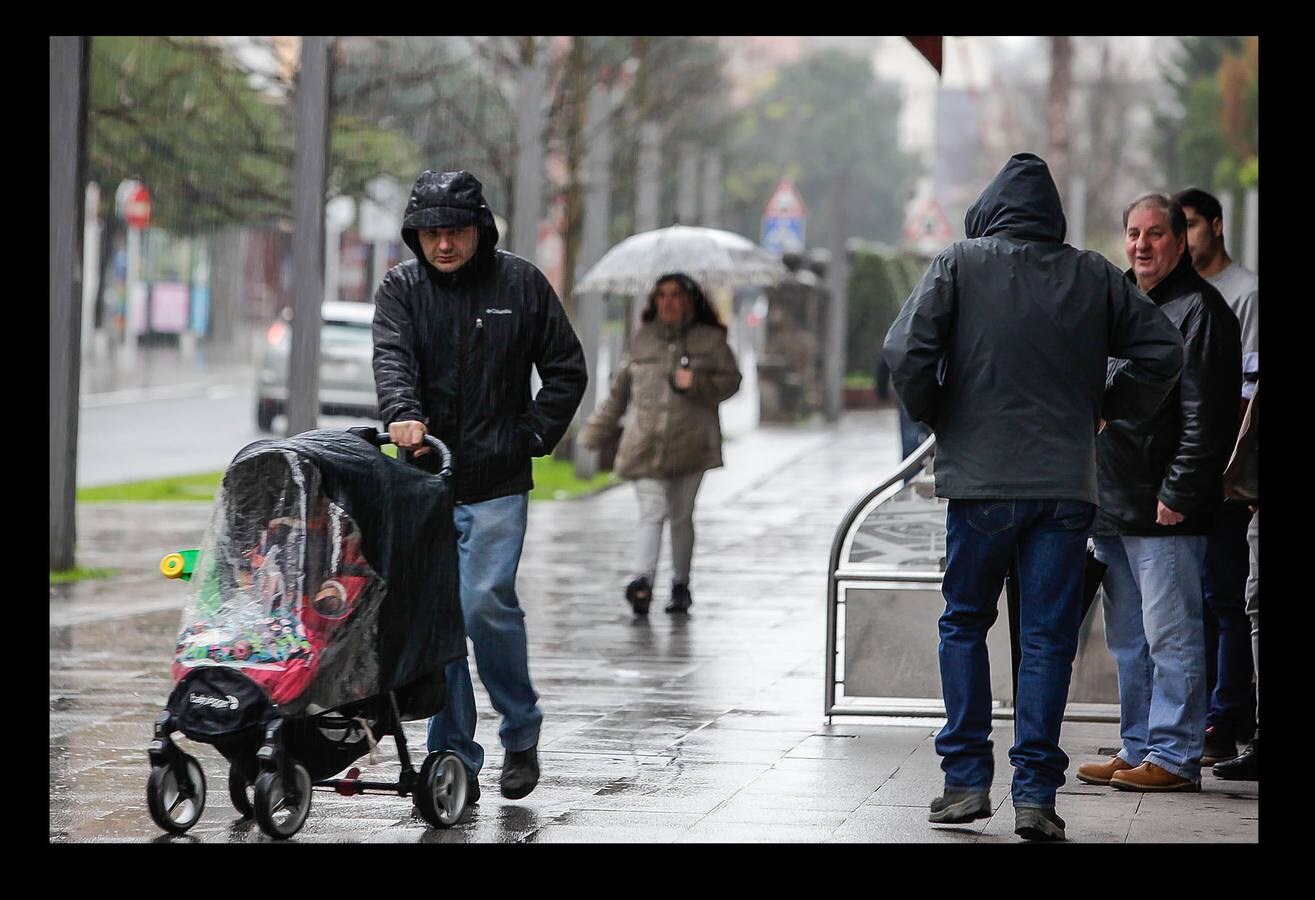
[147,427,467,840]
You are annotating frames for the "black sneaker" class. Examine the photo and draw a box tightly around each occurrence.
[500,745,540,800]
[1202,725,1237,766]
[1015,806,1066,842]
[928,788,991,824]
[625,577,652,615]
[1213,737,1258,781]
[665,582,693,614]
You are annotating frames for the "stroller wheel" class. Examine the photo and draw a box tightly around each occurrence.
[415,752,468,828]
[253,761,312,839]
[228,766,254,819]
[146,754,207,835]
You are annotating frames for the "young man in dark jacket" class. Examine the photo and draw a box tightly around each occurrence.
[1173,186,1258,765]
[372,170,587,802]
[1079,194,1241,793]
[883,154,1183,841]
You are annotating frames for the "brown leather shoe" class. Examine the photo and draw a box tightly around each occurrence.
[1109,762,1201,792]
[1075,756,1134,786]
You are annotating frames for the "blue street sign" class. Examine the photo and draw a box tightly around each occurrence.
[761,216,805,255]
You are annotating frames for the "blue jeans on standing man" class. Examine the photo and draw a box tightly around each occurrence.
[938,498,1095,809]
[1093,533,1208,782]
[427,492,543,777]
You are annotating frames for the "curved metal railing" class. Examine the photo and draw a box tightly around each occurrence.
[823,431,1118,723]
[824,434,938,717]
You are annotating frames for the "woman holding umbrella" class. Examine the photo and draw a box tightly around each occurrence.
[580,272,742,615]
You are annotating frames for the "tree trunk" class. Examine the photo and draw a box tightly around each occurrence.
[1047,36,1073,209]
[558,37,588,317]
[511,37,544,265]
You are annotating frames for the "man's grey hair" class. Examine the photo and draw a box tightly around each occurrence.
[1122,193,1187,237]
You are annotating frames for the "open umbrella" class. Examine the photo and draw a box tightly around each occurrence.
[574,225,786,295]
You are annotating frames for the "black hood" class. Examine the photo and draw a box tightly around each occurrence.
[964,153,1067,243]
[401,170,500,281]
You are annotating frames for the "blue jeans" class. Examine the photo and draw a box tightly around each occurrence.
[938,498,1095,808]
[1203,503,1256,738]
[1093,534,1208,781]
[427,493,542,776]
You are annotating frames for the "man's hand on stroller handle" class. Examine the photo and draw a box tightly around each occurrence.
[389,420,430,457]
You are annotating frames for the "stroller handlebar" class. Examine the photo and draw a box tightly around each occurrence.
[362,429,453,479]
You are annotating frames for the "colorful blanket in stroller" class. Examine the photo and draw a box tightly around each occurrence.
[170,430,463,718]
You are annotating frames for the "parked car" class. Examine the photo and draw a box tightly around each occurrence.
[256,301,378,432]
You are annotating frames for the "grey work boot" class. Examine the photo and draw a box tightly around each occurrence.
[1015,805,1066,842]
[928,788,992,824]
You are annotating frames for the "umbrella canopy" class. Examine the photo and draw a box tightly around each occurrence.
[575,225,786,295]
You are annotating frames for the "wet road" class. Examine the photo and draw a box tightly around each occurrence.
[50,412,1258,843]
[77,371,378,488]
[74,338,760,487]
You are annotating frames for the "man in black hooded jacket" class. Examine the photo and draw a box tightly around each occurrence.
[372,170,586,802]
[883,154,1183,841]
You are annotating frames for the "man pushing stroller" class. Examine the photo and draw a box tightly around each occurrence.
[373,170,587,803]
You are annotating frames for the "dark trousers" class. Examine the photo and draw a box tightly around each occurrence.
[938,498,1095,807]
[898,402,931,462]
[1203,502,1256,739]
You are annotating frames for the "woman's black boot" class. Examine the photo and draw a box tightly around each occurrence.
[666,582,693,614]
[625,576,652,615]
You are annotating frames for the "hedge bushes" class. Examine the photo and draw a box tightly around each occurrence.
[846,247,929,379]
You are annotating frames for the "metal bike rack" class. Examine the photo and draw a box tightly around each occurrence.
[825,435,1119,723]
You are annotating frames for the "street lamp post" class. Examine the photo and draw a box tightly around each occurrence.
[50,36,90,571]
[573,83,613,479]
[822,170,851,423]
[286,36,332,437]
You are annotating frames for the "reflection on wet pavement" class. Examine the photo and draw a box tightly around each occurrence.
[50,413,1257,842]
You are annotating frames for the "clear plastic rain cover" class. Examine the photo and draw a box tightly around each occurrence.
[172,449,386,715]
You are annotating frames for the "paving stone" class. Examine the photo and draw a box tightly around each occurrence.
[831,804,988,843]
[49,413,1258,843]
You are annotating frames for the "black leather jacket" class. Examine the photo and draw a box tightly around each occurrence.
[372,171,586,504]
[1095,252,1242,535]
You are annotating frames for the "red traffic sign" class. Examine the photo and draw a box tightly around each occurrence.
[123,183,152,230]
[764,178,807,218]
[903,197,952,244]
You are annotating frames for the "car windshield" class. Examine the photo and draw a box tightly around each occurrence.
[322,321,372,348]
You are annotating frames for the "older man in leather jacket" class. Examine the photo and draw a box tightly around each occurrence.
[1077,194,1241,794]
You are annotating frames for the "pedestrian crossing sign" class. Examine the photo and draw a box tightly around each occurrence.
[903,198,953,245]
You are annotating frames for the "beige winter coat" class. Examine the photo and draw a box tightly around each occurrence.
[581,320,742,480]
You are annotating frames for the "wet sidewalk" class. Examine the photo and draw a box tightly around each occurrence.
[49,411,1259,843]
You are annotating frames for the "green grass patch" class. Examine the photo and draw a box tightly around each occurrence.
[78,471,224,503]
[76,452,611,505]
[50,567,116,585]
[530,455,616,501]
[844,372,876,390]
